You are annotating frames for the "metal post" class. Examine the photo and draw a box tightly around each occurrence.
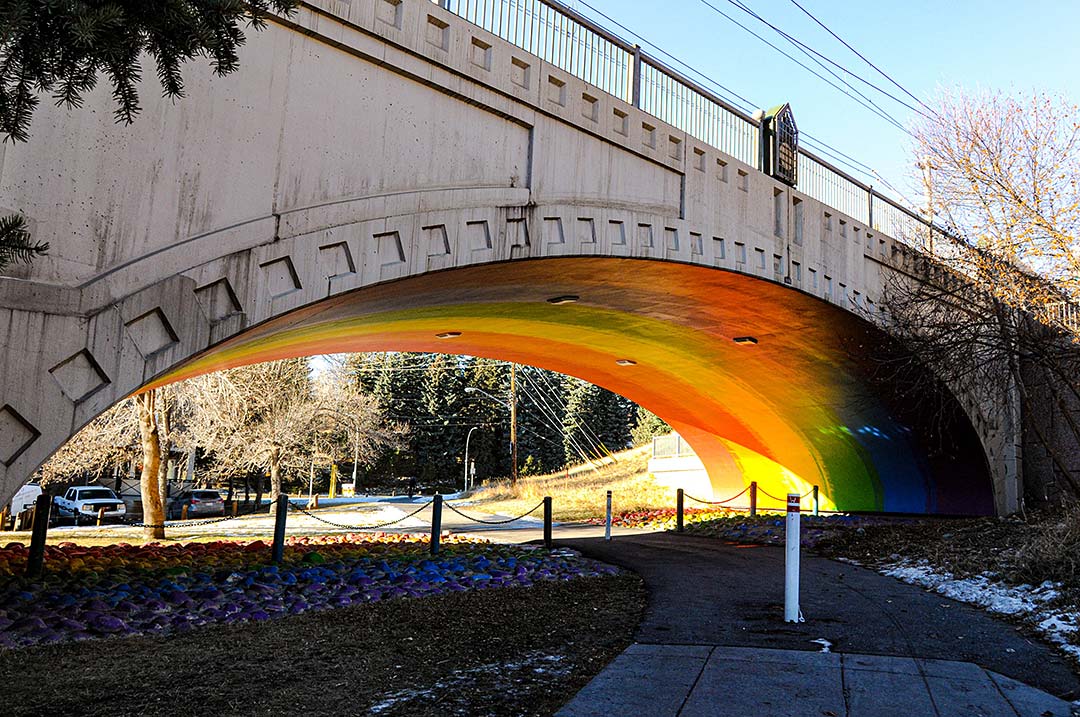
[464,426,478,492]
[749,481,758,516]
[26,494,51,578]
[430,494,443,555]
[97,506,106,526]
[543,496,553,549]
[631,45,643,108]
[784,493,803,623]
[271,495,288,564]
[676,488,685,533]
[812,485,820,517]
[509,365,518,486]
[604,490,612,541]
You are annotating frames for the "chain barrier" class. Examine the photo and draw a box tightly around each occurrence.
[127,505,265,530]
[684,484,750,505]
[442,499,545,525]
[286,499,434,531]
[757,486,798,503]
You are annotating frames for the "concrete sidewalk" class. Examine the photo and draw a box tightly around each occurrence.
[558,643,1071,716]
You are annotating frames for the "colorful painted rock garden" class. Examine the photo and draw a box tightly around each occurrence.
[593,508,890,548]
[0,534,618,649]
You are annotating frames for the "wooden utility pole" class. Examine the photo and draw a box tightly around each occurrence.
[510,363,519,485]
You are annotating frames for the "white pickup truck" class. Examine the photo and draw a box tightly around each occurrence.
[55,486,127,525]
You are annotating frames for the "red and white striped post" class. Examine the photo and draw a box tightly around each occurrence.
[784,492,803,623]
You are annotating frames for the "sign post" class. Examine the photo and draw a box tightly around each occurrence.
[784,492,803,623]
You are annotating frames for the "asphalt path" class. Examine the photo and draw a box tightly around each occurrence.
[559,531,1080,701]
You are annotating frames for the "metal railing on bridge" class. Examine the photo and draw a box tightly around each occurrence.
[435,0,928,239]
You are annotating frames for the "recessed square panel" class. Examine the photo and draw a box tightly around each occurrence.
[125,308,179,357]
[260,256,302,298]
[49,349,109,402]
[0,404,38,466]
[375,231,406,266]
[194,278,242,322]
[319,242,357,279]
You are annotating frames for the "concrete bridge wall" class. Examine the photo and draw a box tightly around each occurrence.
[0,0,1020,513]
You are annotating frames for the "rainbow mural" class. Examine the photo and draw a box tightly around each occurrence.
[152,258,993,515]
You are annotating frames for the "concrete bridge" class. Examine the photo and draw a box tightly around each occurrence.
[0,0,1022,514]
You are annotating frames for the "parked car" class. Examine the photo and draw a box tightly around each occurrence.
[54,486,127,525]
[7,482,42,514]
[167,490,226,519]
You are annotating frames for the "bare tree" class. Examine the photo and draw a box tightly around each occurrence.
[40,401,139,488]
[185,358,320,515]
[872,88,1080,506]
[912,88,1079,323]
[40,390,175,538]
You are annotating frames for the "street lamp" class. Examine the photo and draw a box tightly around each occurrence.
[464,373,519,485]
[463,426,479,492]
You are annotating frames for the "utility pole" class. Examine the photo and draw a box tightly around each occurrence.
[510,363,519,486]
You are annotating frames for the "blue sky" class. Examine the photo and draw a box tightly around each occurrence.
[565,0,1080,204]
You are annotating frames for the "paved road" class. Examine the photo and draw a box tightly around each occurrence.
[559,532,1080,702]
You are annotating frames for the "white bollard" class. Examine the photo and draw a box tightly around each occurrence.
[604,490,612,541]
[785,492,804,623]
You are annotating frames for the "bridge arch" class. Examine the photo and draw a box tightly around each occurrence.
[0,0,1002,511]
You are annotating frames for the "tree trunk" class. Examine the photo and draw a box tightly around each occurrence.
[135,390,166,540]
[253,470,264,509]
[156,387,172,511]
[269,448,283,517]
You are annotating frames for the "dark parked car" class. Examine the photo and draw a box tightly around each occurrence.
[167,490,226,519]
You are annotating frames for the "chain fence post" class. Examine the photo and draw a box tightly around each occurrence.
[785,493,803,623]
[812,485,820,517]
[749,481,758,516]
[97,506,106,526]
[26,494,51,578]
[676,488,684,533]
[543,496,553,549]
[430,494,443,555]
[271,495,288,564]
[604,490,612,541]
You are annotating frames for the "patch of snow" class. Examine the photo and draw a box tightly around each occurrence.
[882,560,1080,662]
[367,651,570,713]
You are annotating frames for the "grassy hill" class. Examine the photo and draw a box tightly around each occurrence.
[470,446,677,522]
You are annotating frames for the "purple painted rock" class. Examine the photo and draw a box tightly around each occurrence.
[89,615,128,634]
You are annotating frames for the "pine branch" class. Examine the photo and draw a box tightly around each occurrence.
[0,0,300,142]
[0,213,48,269]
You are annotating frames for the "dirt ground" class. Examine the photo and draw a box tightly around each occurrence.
[0,573,645,717]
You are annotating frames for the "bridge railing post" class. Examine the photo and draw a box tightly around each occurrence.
[631,45,642,108]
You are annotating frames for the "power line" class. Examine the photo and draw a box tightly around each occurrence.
[573,0,911,183]
[785,0,937,117]
[726,0,930,120]
[693,0,911,135]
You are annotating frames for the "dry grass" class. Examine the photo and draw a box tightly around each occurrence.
[817,504,1080,594]
[0,574,646,717]
[471,446,675,522]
